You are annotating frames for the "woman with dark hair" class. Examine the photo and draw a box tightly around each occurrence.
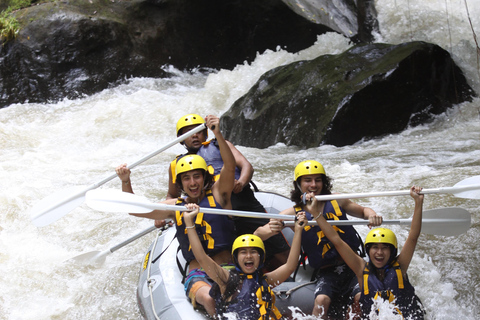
[309,186,426,319]
[183,203,307,320]
[255,160,383,319]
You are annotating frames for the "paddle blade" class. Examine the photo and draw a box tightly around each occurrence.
[422,207,471,236]
[70,250,110,265]
[85,189,154,213]
[30,186,88,227]
[452,175,480,199]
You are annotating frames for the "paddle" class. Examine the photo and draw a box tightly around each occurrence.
[283,207,471,237]
[70,224,162,265]
[30,124,207,227]
[314,175,480,201]
[85,189,296,221]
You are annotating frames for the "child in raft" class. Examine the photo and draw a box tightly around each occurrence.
[305,186,426,319]
[182,202,307,320]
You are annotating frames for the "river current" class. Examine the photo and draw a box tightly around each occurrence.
[1,0,479,319]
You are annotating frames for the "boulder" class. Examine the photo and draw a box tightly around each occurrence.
[0,0,332,108]
[220,41,475,148]
[281,0,379,43]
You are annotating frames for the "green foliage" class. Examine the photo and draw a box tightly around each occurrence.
[0,0,34,43]
[0,11,19,43]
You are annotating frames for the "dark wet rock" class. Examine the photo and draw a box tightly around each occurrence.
[0,0,333,108]
[220,41,476,148]
[281,0,379,43]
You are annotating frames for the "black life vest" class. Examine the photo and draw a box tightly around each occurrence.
[175,189,235,262]
[196,139,241,181]
[297,200,364,269]
[361,261,425,319]
[211,270,282,320]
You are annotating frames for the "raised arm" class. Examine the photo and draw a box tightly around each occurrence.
[265,212,306,287]
[183,203,230,291]
[206,115,235,209]
[116,163,134,194]
[307,193,365,280]
[397,186,423,274]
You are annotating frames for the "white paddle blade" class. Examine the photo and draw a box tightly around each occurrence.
[30,186,88,227]
[85,189,154,213]
[70,250,109,265]
[452,175,480,199]
[421,207,471,236]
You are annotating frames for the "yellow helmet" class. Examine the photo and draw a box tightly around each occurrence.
[365,228,398,248]
[175,155,208,177]
[294,160,326,181]
[176,114,205,136]
[232,234,265,262]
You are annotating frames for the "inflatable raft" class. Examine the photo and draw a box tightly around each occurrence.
[136,191,316,320]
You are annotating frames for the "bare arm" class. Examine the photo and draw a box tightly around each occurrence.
[183,203,230,292]
[207,115,235,209]
[129,198,177,221]
[338,198,383,227]
[227,141,254,194]
[307,193,365,281]
[253,207,296,240]
[397,186,423,275]
[265,212,307,287]
[116,163,134,194]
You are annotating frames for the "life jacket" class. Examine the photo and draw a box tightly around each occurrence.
[296,200,364,269]
[175,189,235,262]
[196,139,241,181]
[361,261,425,319]
[170,139,241,183]
[211,270,282,320]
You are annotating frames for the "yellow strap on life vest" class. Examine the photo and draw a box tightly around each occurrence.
[331,200,343,217]
[395,267,404,289]
[363,262,405,295]
[176,191,217,250]
[175,197,184,226]
[255,281,282,320]
[171,158,179,184]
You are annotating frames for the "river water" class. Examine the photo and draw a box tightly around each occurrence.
[1,0,479,319]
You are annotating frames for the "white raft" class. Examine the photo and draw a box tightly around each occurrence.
[136,192,316,319]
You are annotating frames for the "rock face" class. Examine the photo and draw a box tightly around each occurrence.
[220,42,475,148]
[281,0,378,42]
[0,0,332,108]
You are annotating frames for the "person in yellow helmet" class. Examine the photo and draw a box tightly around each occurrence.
[183,202,307,320]
[309,186,426,319]
[255,160,383,319]
[166,114,290,271]
[117,116,236,315]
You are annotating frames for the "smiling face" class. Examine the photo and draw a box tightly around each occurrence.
[368,243,392,268]
[299,174,324,195]
[236,247,261,274]
[180,169,205,199]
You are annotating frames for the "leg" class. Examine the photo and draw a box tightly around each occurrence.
[313,294,331,318]
[347,292,361,320]
[195,286,216,317]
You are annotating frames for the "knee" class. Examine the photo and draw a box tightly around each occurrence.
[195,287,216,316]
[313,294,331,317]
[315,294,331,307]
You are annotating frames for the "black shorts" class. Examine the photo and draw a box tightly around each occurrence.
[314,264,360,316]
